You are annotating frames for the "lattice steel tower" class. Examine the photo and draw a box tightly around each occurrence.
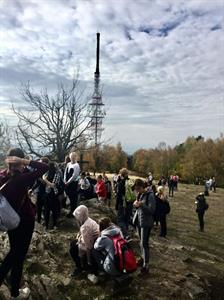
[89,33,105,147]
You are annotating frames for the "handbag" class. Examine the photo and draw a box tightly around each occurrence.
[0,180,21,231]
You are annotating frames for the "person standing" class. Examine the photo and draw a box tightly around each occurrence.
[132,179,155,274]
[156,186,170,238]
[195,193,209,232]
[115,168,132,239]
[42,162,61,230]
[64,152,80,218]
[0,148,49,299]
[168,175,175,197]
[95,175,107,203]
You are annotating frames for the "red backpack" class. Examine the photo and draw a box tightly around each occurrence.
[109,234,137,273]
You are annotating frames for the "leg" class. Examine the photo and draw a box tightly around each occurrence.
[90,248,106,275]
[159,215,167,237]
[52,196,59,227]
[117,205,129,238]
[69,240,82,270]
[140,227,151,268]
[198,212,204,231]
[125,202,133,232]
[44,199,50,229]
[10,222,34,297]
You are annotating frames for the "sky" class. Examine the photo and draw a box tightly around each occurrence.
[0,0,224,153]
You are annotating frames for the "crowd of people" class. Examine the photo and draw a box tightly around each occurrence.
[0,148,211,299]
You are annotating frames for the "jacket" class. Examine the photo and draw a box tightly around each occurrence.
[115,177,126,209]
[94,225,122,276]
[0,161,49,223]
[73,205,99,260]
[96,180,107,198]
[133,191,156,228]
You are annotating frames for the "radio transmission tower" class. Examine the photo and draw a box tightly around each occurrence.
[88,33,106,148]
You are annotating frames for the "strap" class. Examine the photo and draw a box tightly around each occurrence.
[0,178,12,192]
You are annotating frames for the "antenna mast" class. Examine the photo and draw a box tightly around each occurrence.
[89,33,105,148]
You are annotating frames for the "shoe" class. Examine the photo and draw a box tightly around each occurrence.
[87,274,98,284]
[11,287,31,299]
[71,269,82,277]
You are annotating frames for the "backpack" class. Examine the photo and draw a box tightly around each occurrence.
[0,181,21,231]
[125,180,136,202]
[109,234,137,273]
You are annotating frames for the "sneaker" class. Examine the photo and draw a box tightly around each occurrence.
[11,287,30,299]
[87,274,98,284]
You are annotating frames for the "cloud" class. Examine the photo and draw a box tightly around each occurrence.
[0,0,223,153]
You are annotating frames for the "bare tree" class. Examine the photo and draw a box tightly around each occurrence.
[13,79,92,161]
[0,120,11,161]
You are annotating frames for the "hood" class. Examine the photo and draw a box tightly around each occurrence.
[73,205,88,225]
[101,224,121,237]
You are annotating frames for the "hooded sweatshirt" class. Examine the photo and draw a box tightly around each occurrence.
[94,224,122,276]
[73,205,99,260]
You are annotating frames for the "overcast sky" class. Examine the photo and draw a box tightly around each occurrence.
[0,0,224,153]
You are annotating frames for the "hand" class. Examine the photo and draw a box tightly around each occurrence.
[133,200,140,208]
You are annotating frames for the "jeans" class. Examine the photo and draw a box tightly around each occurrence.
[138,226,151,267]
[0,220,34,297]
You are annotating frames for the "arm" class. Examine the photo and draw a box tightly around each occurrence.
[16,160,49,187]
[140,193,156,215]
[94,236,107,251]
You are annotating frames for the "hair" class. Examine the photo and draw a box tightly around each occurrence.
[99,217,111,231]
[157,185,165,194]
[81,171,86,177]
[134,178,147,189]
[69,152,77,161]
[7,148,25,158]
[41,157,50,164]
[65,155,71,164]
[97,175,103,180]
[119,168,128,178]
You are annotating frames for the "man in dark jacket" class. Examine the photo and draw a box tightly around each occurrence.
[195,193,208,232]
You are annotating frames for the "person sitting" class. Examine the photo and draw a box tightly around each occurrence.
[69,205,99,276]
[90,217,123,278]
